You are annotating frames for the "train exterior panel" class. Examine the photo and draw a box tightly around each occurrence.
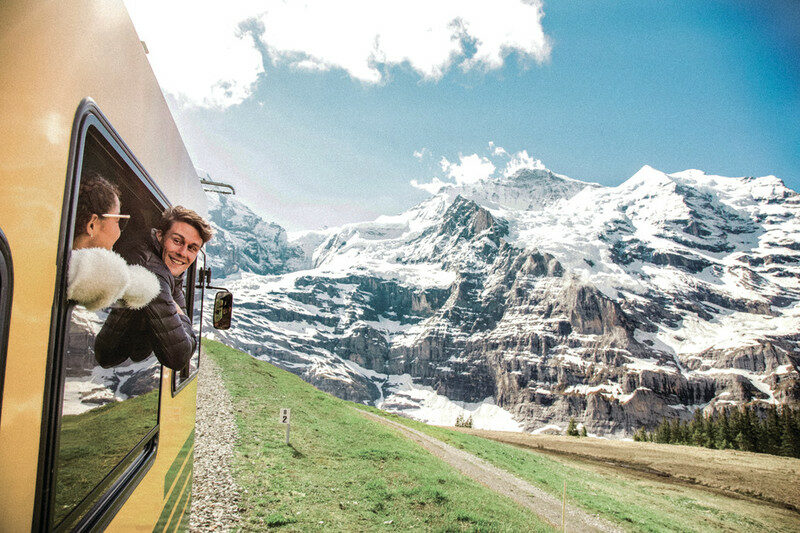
[0,0,206,530]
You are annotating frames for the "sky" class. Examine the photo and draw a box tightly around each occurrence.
[123,0,800,231]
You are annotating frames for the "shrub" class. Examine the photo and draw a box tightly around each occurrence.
[455,414,473,428]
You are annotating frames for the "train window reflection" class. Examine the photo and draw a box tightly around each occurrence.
[54,306,160,525]
[52,124,164,529]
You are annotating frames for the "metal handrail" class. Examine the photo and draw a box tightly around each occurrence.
[200,177,236,195]
[197,169,236,195]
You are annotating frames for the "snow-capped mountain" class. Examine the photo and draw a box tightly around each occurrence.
[206,164,800,436]
[205,194,308,277]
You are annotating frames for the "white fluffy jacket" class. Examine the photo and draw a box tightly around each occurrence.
[67,247,160,311]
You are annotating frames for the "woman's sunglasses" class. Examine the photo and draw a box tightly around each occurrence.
[101,213,131,231]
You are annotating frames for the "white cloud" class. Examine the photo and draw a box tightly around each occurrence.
[258,0,551,84]
[504,149,545,177]
[410,177,449,194]
[489,141,508,157]
[124,1,265,107]
[413,148,429,160]
[440,154,496,185]
[124,0,551,108]
[410,145,549,194]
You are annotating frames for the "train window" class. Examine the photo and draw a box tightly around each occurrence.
[174,250,204,392]
[48,116,168,530]
[0,228,12,425]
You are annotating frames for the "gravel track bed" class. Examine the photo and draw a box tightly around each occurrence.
[190,354,241,532]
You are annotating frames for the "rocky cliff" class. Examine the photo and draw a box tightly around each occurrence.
[205,194,308,277]
[207,164,800,435]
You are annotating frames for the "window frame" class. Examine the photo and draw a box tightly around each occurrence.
[35,99,173,532]
[172,249,205,396]
[0,227,12,427]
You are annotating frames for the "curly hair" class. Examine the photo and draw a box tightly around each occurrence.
[74,173,121,238]
[158,205,214,243]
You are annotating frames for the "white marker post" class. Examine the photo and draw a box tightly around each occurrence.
[280,408,291,445]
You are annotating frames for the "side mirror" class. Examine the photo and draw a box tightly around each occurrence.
[213,290,233,330]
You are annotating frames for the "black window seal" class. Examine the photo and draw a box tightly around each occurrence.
[0,227,13,427]
[171,250,205,396]
[34,98,171,532]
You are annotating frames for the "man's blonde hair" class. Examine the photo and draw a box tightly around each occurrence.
[159,206,213,243]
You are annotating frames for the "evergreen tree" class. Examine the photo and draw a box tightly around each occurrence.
[704,414,717,449]
[455,414,473,428]
[566,417,579,437]
[637,404,800,458]
[764,406,781,455]
[715,410,732,449]
[580,425,588,437]
[653,420,663,443]
[690,409,705,446]
[670,418,683,444]
[780,407,800,458]
[728,407,741,447]
[795,407,800,456]
[737,406,756,452]
[749,406,764,453]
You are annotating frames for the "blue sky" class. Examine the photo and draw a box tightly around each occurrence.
[126,1,799,231]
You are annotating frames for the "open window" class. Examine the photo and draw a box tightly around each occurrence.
[38,102,172,531]
[173,250,205,393]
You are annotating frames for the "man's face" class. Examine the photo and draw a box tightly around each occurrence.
[157,221,203,277]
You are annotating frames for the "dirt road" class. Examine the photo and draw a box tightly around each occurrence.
[458,428,800,512]
[456,428,800,512]
[359,410,622,533]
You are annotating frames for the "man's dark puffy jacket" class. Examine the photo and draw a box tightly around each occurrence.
[95,230,197,370]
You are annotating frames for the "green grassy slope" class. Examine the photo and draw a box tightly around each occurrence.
[204,340,553,532]
[358,410,800,532]
[206,339,799,532]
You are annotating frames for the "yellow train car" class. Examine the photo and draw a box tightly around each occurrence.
[1,1,211,530]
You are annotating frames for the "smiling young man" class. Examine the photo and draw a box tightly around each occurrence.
[95,206,213,370]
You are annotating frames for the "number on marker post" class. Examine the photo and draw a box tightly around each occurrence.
[280,408,291,445]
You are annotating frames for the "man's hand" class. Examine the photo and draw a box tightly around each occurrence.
[174,302,184,315]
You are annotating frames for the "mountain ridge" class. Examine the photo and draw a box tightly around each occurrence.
[205,162,800,436]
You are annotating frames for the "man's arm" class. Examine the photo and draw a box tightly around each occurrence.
[94,308,152,368]
[142,266,197,370]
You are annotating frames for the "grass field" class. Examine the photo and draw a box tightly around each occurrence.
[459,428,800,511]
[204,340,553,531]
[205,339,800,532]
[359,408,800,532]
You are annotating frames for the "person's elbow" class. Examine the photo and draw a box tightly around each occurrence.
[157,327,196,370]
[159,342,193,370]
